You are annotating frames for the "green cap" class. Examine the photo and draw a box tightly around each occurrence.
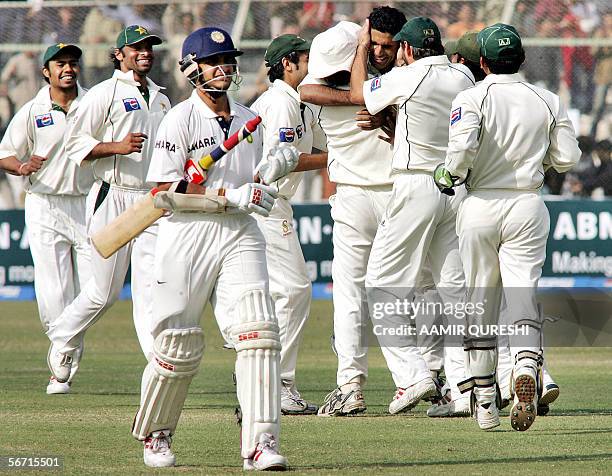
[477,23,522,60]
[43,43,82,65]
[264,34,311,67]
[456,31,480,63]
[116,25,162,49]
[444,40,458,56]
[393,17,442,49]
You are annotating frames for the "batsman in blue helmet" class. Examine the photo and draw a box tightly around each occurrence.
[179,27,244,94]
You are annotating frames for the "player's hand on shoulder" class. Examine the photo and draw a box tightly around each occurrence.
[116,132,148,155]
[225,183,278,217]
[19,155,47,175]
[256,143,299,185]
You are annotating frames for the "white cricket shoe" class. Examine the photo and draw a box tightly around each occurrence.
[317,383,366,417]
[144,430,176,468]
[510,367,538,432]
[47,344,73,383]
[474,400,500,430]
[389,378,437,415]
[281,384,318,415]
[427,396,470,417]
[46,376,71,395]
[243,433,288,471]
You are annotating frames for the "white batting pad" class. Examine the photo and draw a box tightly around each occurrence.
[132,328,204,440]
[231,289,281,458]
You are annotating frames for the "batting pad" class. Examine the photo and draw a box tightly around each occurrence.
[132,328,204,440]
[231,289,281,458]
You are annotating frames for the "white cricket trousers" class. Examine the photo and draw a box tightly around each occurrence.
[457,191,549,378]
[366,173,465,388]
[255,197,311,385]
[47,181,157,359]
[25,192,91,332]
[330,183,392,387]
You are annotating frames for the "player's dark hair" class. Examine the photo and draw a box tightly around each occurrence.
[408,36,444,60]
[460,58,486,82]
[482,50,525,74]
[368,6,407,36]
[109,48,121,70]
[267,51,300,83]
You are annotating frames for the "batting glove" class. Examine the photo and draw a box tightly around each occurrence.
[433,164,459,196]
[225,183,278,217]
[255,144,299,185]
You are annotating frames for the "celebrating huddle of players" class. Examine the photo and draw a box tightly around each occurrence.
[0,4,580,471]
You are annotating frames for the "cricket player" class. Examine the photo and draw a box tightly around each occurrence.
[349,16,475,414]
[251,34,328,415]
[131,27,297,469]
[46,26,171,380]
[297,14,402,416]
[434,23,580,431]
[0,43,93,394]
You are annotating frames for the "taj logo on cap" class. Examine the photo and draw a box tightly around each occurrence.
[211,31,225,43]
[123,98,141,112]
[35,113,54,128]
[279,128,295,143]
[423,28,434,36]
[498,38,511,46]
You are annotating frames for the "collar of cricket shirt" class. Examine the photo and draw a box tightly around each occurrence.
[273,79,300,103]
[189,89,239,120]
[33,83,86,114]
[481,72,524,85]
[112,69,163,92]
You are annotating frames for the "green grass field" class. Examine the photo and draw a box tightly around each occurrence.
[1,300,611,474]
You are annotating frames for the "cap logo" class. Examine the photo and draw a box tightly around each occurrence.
[423,28,434,36]
[57,43,66,49]
[498,38,510,46]
[211,31,225,43]
[135,26,148,35]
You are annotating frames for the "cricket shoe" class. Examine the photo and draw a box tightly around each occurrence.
[317,384,366,417]
[388,378,437,415]
[538,371,560,416]
[243,433,288,471]
[281,384,318,415]
[427,396,470,417]
[473,400,500,430]
[510,367,538,431]
[143,430,175,468]
[47,344,73,383]
[46,376,71,395]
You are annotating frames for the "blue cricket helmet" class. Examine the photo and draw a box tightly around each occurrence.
[181,27,243,61]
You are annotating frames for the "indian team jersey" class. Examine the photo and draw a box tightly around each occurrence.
[0,85,94,195]
[147,90,263,191]
[363,55,474,173]
[65,69,171,190]
[251,79,325,199]
[445,73,581,191]
[298,74,393,187]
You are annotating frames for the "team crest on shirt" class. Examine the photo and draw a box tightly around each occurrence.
[123,98,141,112]
[296,124,303,139]
[279,128,295,143]
[370,77,382,92]
[35,113,54,128]
[281,219,291,237]
[450,107,462,125]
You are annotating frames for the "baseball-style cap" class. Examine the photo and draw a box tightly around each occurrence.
[116,25,162,49]
[308,21,361,79]
[444,40,458,56]
[456,31,480,63]
[477,23,522,60]
[393,17,442,49]
[181,27,243,61]
[43,43,82,65]
[264,34,311,67]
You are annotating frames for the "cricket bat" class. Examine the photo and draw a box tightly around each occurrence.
[91,116,262,258]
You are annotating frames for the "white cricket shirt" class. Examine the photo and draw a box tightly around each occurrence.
[251,79,325,199]
[298,74,393,187]
[445,73,581,191]
[65,69,171,190]
[147,90,263,191]
[0,85,94,195]
[363,55,475,173]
